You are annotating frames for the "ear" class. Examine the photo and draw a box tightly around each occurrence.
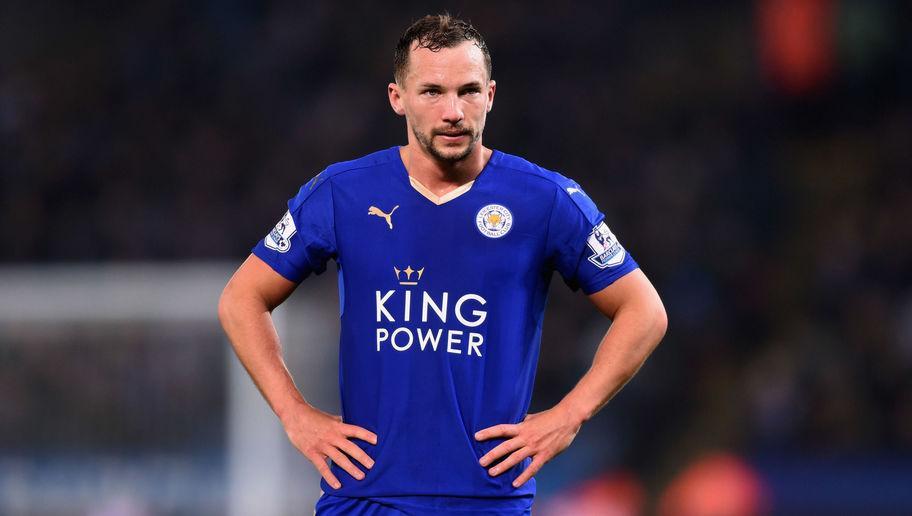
[388,82,406,116]
[486,79,496,113]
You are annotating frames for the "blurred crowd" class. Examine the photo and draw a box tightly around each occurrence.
[0,323,224,451]
[2,0,911,512]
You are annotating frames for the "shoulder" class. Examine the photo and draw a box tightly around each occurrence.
[492,151,573,187]
[322,147,399,179]
[289,147,398,212]
[310,147,397,187]
[491,150,602,225]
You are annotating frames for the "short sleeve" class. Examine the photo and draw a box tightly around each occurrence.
[546,183,638,295]
[251,176,337,283]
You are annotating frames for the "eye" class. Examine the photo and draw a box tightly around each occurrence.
[422,89,440,97]
[461,87,481,96]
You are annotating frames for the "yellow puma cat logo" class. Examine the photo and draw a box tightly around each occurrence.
[368,205,399,229]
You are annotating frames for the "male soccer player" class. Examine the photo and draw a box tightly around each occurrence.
[218,14,667,515]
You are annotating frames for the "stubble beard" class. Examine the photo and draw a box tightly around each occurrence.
[412,124,481,164]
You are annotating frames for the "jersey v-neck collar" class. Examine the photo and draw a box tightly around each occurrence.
[408,176,475,206]
[390,146,499,206]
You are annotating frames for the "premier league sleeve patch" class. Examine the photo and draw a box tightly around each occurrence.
[264,210,297,253]
[586,221,625,268]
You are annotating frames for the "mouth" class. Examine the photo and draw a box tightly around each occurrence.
[435,131,470,142]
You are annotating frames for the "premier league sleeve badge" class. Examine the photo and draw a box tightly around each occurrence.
[586,221,625,268]
[265,210,297,253]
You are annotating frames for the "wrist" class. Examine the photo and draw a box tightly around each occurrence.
[276,398,311,425]
[557,396,591,427]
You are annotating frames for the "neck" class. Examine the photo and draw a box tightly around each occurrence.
[399,142,492,194]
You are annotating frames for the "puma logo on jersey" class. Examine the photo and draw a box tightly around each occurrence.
[566,187,583,195]
[368,205,399,229]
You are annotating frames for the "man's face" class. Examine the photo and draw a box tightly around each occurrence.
[389,40,496,163]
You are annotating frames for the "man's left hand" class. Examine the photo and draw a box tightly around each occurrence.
[474,405,583,487]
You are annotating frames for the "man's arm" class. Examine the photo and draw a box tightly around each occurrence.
[474,268,667,487]
[218,254,377,490]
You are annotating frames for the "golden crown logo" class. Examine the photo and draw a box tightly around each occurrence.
[393,265,425,285]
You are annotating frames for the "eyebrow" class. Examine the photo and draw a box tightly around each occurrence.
[417,81,483,90]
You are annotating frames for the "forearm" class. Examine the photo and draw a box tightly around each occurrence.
[557,298,667,425]
[218,288,308,423]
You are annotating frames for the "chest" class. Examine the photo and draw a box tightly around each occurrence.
[332,180,550,290]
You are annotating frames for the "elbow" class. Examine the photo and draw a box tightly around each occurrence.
[652,300,668,344]
[217,280,237,329]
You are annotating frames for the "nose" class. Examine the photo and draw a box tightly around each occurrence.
[441,93,464,125]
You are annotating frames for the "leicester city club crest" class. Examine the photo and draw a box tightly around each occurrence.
[476,204,513,239]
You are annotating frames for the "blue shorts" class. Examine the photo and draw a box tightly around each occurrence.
[315,493,532,515]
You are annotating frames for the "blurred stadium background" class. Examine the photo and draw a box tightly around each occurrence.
[2,0,911,514]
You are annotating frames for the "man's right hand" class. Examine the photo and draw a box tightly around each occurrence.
[281,402,378,489]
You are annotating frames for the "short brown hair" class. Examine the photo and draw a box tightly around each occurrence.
[393,14,492,85]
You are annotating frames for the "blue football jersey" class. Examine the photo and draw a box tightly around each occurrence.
[252,146,638,513]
